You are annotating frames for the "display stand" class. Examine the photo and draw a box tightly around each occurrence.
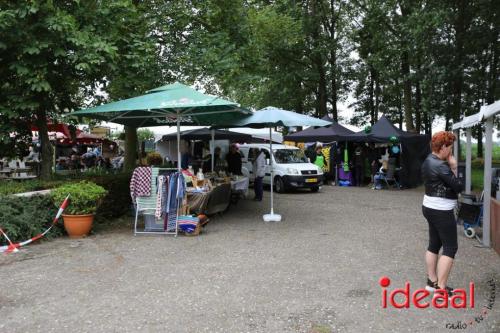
[134,167,183,237]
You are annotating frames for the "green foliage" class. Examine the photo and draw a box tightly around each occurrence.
[88,173,132,220]
[110,131,126,140]
[51,181,107,215]
[138,128,155,142]
[0,174,133,220]
[0,179,66,196]
[459,142,500,161]
[0,195,63,246]
[0,0,162,178]
[146,152,163,166]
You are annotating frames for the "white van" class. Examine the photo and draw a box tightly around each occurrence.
[239,144,323,193]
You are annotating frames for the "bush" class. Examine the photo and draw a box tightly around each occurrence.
[51,181,107,215]
[0,179,66,196]
[2,172,132,221]
[0,195,64,246]
[471,158,500,169]
[88,172,133,220]
[146,152,163,166]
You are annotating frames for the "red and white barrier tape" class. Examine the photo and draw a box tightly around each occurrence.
[0,195,70,254]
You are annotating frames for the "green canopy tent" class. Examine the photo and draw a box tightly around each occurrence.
[69,82,249,170]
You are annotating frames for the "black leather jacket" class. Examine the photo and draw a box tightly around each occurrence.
[421,154,464,199]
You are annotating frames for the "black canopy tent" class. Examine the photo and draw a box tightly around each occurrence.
[283,116,355,142]
[342,116,430,188]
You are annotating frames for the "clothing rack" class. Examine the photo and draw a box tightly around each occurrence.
[134,167,184,237]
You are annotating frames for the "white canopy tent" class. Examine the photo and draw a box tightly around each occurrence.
[452,100,500,247]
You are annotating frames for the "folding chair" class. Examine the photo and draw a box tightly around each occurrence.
[375,159,401,189]
[134,167,179,236]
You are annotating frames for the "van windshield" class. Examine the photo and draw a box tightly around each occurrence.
[273,149,308,164]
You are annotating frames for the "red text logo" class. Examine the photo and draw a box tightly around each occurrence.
[380,276,474,309]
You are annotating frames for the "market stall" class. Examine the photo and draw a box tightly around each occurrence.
[70,82,250,235]
[319,116,430,188]
[157,128,252,172]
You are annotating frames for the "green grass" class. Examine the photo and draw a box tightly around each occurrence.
[471,168,484,191]
[457,141,499,192]
[459,141,500,160]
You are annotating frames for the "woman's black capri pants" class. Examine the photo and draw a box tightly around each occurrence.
[422,206,458,259]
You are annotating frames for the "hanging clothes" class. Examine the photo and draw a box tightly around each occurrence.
[155,175,165,218]
[343,148,350,172]
[162,172,186,231]
[130,167,152,203]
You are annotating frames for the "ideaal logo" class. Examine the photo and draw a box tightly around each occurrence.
[379,276,475,309]
[379,276,497,330]
[445,278,496,330]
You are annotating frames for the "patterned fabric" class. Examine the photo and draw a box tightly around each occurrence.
[178,216,199,233]
[130,167,152,203]
[162,172,186,231]
[321,147,331,172]
[155,175,165,218]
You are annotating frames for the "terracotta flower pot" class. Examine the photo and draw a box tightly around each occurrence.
[62,214,94,238]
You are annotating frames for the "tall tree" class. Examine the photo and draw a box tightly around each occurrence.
[0,1,153,178]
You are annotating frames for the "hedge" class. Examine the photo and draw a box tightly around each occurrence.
[0,195,63,246]
[0,172,132,245]
[87,172,132,221]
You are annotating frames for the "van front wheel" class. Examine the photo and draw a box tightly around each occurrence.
[274,177,285,193]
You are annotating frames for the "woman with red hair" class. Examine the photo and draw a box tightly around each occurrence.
[421,131,464,298]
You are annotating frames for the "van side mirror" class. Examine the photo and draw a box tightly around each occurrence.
[266,158,270,165]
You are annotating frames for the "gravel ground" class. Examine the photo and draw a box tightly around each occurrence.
[1,185,499,333]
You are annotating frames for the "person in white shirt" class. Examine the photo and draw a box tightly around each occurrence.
[252,149,266,201]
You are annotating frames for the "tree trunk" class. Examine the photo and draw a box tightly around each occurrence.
[316,58,328,118]
[451,0,468,123]
[415,57,422,133]
[330,49,338,121]
[476,125,483,158]
[124,126,138,172]
[374,72,380,122]
[369,66,375,125]
[36,109,53,180]
[415,79,422,133]
[399,1,414,132]
[401,50,414,131]
[423,109,430,135]
[444,105,451,131]
[328,0,338,122]
[395,78,403,129]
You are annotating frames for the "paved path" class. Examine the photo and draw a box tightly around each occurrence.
[1,186,499,332]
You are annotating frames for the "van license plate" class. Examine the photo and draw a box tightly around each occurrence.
[305,178,317,183]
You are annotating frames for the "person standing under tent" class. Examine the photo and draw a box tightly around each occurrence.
[226,143,243,175]
[368,143,380,188]
[354,144,365,186]
[310,143,327,170]
[253,148,266,201]
[421,131,464,298]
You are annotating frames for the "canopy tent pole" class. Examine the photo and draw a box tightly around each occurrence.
[211,129,215,172]
[482,117,493,247]
[270,127,274,214]
[177,111,181,172]
[465,128,472,194]
[263,127,281,222]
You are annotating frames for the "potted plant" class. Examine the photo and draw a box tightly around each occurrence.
[51,181,107,238]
